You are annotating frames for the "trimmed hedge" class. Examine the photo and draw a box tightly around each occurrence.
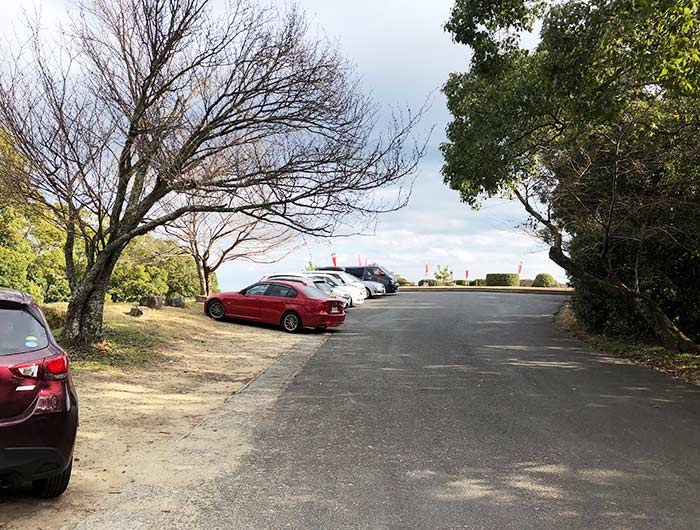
[454,280,467,286]
[533,273,557,288]
[470,279,486,286]
[485,273,520,287]
[418,279,438,287]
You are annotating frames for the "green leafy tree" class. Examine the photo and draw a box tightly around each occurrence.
[109,235,201,302]
[442,0,700,352]
[434,264,454,284]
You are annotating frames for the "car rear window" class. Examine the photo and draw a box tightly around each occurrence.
[267,285,298,298]
[314,281,332,294]
[299,285,329,299]
[0,307,49,355]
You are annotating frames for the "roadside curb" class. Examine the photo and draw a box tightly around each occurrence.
[399,286,572,296]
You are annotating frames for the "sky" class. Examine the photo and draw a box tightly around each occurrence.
[2,0,567,289]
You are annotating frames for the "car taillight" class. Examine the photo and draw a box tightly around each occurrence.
[11,353,69,381]
[10,353,69,414]
[45,354,69,380]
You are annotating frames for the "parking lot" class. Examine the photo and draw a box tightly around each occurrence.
[65,292,700,530]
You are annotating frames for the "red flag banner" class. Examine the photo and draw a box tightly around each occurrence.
[331,253,337,267]
[518,261,523,275]
[425,263,429,276]
[465,269,469,280]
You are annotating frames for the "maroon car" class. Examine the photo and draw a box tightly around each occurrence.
[205,281,346,332]
[0,289,78,498]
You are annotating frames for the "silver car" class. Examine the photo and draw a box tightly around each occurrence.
[362,280,386,298]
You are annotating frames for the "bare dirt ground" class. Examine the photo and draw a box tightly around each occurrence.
[0,303,326,530]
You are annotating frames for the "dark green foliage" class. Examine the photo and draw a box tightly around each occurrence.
[532,273,557,288]
[485,273,520,287]
[470,279,487,286]
[454,280,468,286]
[418,279,439,287]
[443,0,700,350]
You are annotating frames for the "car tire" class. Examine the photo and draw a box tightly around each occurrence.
[207,300,225,320]
[365,287,372,298]
[32,459,72,499]
[281,311,302,333]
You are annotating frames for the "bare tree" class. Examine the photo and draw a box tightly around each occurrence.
[165,204,296,296]
[0,0,425,346]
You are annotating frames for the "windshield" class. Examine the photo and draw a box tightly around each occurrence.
[338,272,361,284]
[379,267,395,279]
[0,307,49,355]
[312,275,340,287]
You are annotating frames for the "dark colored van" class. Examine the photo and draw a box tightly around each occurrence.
[0,289,78,498]
[320,266,400,293]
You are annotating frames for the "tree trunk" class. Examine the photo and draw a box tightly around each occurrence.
[195,260,207,297]
[549,246,700,354]
[62,251,121,347]
[203,267,212,297]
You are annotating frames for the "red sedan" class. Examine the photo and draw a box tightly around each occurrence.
[205,281,346,332]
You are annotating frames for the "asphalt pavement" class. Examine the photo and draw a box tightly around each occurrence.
[183,292,700,530]
[74,292,700,530]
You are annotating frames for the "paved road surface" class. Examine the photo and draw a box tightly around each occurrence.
[85,292,700,529]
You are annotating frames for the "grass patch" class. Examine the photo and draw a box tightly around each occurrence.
[557,302,700,385]
[43,301,206,369]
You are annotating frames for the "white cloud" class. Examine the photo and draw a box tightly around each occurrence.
[1,0,566,289]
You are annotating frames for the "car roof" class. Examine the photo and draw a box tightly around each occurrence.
[265,277,308,285]
[0,288,32,304]
[260,280,303,287]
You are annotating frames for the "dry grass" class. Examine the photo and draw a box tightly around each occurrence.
[0,301,326,530]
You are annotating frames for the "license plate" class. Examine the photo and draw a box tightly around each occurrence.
[331,306,339,313]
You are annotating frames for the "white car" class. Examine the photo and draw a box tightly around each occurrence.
[303,272,366,306]
[260,273,353,308]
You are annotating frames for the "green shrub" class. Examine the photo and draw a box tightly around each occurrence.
[532,273,557,288]
[42,305,67,331]
[470,279,486,286]
[485,273,520,287]
[454,280,467,286]
[396,275,414,286]
[570,279,652,339]
[418,279,438,287]
[520,279,534,287]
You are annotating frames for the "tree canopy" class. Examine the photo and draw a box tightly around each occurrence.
[443,0,700,351]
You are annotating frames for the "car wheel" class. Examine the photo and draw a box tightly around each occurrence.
[365,287,372,298]
[207,300,225,320]
[32,459,72,499]
[281,311,302,333]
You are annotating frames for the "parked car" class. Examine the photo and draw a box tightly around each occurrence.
[261,274,352,308]
[360,279,386,298]
[0,289,78,498]
[303,271,366,306]
[325,266,400,293]
[205,281,346,332]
